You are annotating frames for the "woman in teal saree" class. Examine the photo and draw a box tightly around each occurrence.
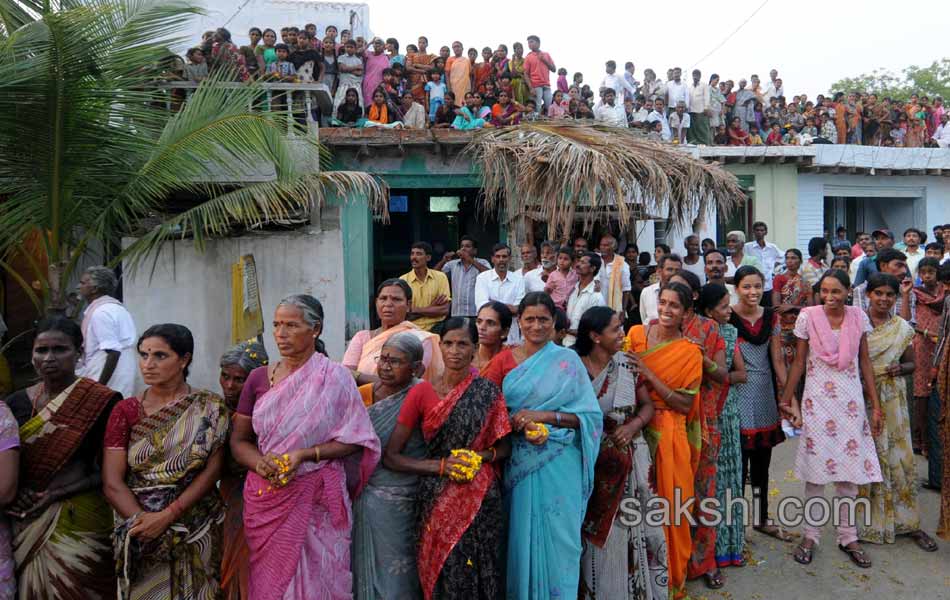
[481,292,602,600]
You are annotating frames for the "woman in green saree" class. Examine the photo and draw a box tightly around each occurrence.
[4,316,120,598]
[102,324,230,600]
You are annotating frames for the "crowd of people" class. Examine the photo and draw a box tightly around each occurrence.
[2,218,950,600]
[178,25,950,148]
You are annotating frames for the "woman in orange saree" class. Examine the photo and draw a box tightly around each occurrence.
[670,272,728,589]
[626,283,703,600]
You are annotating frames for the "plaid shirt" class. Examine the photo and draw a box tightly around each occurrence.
[852,282,916,324]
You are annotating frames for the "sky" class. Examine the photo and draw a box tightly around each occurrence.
[352,0,945,99]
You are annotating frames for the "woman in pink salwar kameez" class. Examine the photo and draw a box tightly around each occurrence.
[231,294,380,600]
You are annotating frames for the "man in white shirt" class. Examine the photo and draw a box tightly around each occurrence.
[902,227,924,278]
[647,98,672,141]
[933,113,950,148]
[594,88,628,128]
[665,67,688,115]
[597,234,632,314]
[744,221,783,305]
[399,91,427,129]
[564,252,606,347]
[475,243,525,343]
[599,60,638,104]
[681,235,706,280]
[520,242,546,293]
[764,69,784,103]
[640,254,682,324]
[630,96,651,128]
[669,102,691,143]
[77,266,138,398]
[623,62,639,102]
[704,250,739,305]
[687,68,712,145]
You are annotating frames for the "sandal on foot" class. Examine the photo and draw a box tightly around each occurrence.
[703,569,724,589]
[838,543,872,568]
[909,530,939,552]
[754,524,795,542]
[793,542,814,565]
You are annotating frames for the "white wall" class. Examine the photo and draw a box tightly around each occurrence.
[122,227,345,393]
[797,174,950,249]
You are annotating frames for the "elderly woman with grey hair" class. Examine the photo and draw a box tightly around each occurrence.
[725,230,763,283]
[230,294,379,598]
[76,265,138,397]
[351,331,427,599]
[218,340,268,600]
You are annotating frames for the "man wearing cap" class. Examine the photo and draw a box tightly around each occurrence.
[853,228,895,287]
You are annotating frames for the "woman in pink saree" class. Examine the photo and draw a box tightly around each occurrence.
[362,38,390,106]
[231,294,380,600]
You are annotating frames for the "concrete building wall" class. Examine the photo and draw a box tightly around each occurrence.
[797,174,950,248]
[725,164,800,250]
[122,227,346,393]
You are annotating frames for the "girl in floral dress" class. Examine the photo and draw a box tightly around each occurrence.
[857,274,938,551]
[782,270,883,568]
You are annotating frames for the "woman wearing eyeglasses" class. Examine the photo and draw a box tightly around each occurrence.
[352,332,429,599]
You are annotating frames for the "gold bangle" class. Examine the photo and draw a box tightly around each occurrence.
[313,446,321,462]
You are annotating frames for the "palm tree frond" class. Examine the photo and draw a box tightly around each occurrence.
[116,170,387,276]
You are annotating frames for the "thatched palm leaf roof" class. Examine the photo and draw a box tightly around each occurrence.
[466,122,744,238]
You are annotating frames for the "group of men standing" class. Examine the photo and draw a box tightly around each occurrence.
[396,233,643,343]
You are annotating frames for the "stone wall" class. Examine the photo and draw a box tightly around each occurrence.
[122,225,345,393]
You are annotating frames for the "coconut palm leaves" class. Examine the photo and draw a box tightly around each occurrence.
[466,121,743,239]
[0,0,384,311]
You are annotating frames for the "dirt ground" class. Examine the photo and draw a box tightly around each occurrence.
[684,437,949,600]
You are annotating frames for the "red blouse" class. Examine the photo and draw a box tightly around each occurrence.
[103,397,144,449]
[479,348,519,388]
[397,381,443,428]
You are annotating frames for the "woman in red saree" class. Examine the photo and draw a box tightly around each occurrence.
[384,317,511,599]
[772,249,812,374]
[625,283,703,600]
[670,272,728,589]
[912,257,944,453]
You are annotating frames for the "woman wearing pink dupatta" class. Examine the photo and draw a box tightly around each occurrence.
[781,270,882,569]
[231,295,380,600]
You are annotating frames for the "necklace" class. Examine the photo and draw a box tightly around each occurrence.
[269,360,305,387]
[269,361,282,387]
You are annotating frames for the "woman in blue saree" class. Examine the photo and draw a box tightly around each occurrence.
[481,292,603,600]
